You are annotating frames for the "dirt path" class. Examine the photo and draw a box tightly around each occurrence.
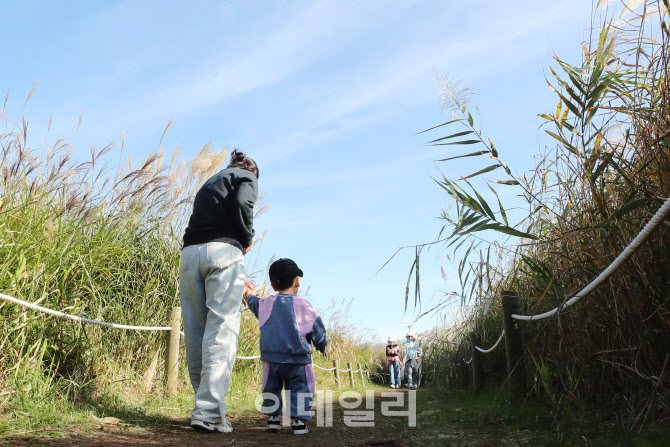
[6,388,660,446]
[5,389,417,447]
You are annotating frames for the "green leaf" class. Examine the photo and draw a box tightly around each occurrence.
[488,140,498,157]
[426,130,474,144]
[404,258,416,312]
[545,130,579,155]
[414,119,460,135]
[460,164,500,180]
[464,178,496,220]
[551,66,585,107]
[491,223,538,239]
[431,139,481,146]
[490,179,520,186]
[437,150,490,162]
[555,59,587,96]
[488,184,509,226]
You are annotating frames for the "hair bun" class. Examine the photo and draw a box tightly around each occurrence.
[230,149,246,163]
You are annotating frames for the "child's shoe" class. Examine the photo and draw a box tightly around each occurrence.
[267,415,281,432]
[291,419,308,435]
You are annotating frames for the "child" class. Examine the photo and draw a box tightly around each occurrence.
[244,258,328,435]
[385,337,401,388]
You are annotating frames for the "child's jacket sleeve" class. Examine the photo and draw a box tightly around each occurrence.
[246,294,260,318]
[306,315,328,354]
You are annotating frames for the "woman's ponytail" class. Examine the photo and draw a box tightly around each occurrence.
[227,149,259,179]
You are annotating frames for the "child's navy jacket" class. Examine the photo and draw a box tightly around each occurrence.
[246,293,327,364]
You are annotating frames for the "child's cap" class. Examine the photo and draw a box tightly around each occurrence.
[269,258,304,289]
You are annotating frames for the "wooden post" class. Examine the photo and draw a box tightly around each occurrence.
[333,359,342,391]
[358,363,365,385]
[347,362,355,387]
[366,369,370,382]
[470,332,483,393]
[165,306,181,396]
[502,291,526,398]
[142,348,161,392]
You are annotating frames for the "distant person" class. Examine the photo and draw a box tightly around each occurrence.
[244,258,328,435]
[402,333,423,388]
[385,337,401,388]
[180,150,259,433]
[415,335,424,388]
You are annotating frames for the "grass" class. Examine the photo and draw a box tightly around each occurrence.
[0,366,386,443]
[0,92,383,437]
[395,388,670,447]
[408,0,670,431]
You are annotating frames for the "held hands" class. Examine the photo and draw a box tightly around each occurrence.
[242,280,256,307]
[244,280,256,298]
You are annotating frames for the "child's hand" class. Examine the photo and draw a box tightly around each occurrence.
[321,350,328,358]
[243,280,256,299]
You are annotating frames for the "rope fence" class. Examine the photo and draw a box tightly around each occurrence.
[458,195,670,395]
[474,330,505,354]
[1,290,371,394]
[512,194,670,321]
[0,292,172,331]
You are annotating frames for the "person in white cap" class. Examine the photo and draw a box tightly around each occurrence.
[402,333,422,388]
[385,337,401,388]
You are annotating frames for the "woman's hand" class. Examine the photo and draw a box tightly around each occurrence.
[243,244,254,255]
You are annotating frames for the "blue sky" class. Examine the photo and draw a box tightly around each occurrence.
[1,0,595,341]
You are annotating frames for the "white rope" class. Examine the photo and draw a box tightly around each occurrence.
[339,368,351,373]
[463,358,472,364]
[475,330,505,354]
[0,292,172,331]
[513,195,670,321]
[1,292,323,363]
[313,364,337,371]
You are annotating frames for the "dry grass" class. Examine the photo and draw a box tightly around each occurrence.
[418,0,670,430]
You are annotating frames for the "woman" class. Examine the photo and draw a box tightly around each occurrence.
[386,337,401,388]
[179,150,259,433]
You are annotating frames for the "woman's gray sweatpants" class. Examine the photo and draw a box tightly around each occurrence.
[179,242,245,423]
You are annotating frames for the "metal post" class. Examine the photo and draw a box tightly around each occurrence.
[502,291,526,398]
[333,359,341,391]
[347,362,355,387]
[470,332,483,393]
[165,306,181,396]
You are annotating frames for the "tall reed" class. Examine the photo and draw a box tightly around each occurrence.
[418,0,670,429]
[0,101,379,422]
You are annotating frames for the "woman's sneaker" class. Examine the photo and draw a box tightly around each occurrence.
[291,419,308,435]
[267,415,281,432]
[190,419,233,433]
